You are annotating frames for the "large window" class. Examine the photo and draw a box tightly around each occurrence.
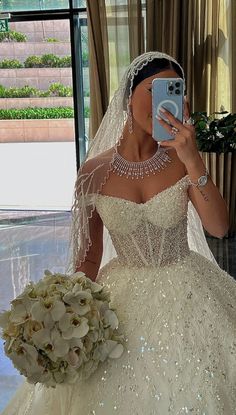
[0,3,88,411]
[0,6,88,209]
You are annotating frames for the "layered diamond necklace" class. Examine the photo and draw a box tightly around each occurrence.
[111,142,172,180]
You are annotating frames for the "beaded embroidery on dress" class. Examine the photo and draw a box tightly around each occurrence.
[2,175,236,415]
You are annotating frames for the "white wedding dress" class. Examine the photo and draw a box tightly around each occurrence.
[2,174,236,414]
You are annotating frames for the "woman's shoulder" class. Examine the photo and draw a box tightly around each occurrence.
[80,148,115,174]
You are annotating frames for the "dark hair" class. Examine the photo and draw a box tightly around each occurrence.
[123,58,185,109]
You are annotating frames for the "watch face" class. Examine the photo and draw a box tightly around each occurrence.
[198,175,208,186]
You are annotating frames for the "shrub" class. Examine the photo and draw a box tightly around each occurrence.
[58,56,72,67]
[0,59,23,69]
[0,30,27,42]
[24,54,72,68]
[48,82,72,97]
[0,83,72,98]
[0,107,74,119]
[0,85,38,98]
[44,37,60,42]
[41,54,60,67]
[38,90,51,97]
[24,56,43,68]
[0,106,90,119]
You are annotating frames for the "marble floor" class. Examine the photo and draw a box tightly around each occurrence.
[0,210,235,412]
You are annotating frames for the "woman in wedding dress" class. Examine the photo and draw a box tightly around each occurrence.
[2,51,236,415]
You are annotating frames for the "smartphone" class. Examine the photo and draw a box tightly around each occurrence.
[152,78,184,141]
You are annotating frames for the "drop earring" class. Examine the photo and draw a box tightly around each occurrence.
[127,104,133,134]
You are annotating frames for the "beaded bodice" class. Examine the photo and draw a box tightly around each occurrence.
[95,175,190,267]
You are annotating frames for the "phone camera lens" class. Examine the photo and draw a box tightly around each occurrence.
[168,85,174,91]
[175,89,180,95]
[175,82,180,87]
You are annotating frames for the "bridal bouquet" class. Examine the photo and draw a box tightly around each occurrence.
[0,270,125,388]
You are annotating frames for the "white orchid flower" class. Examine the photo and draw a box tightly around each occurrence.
[87,329,99,343]
[66,349,85,369]
[31,297,66,323]
[67,349,80,366]
[88,281,103,293]
[89,313,100,329]
[65,347,88,371]
[103,309,119,330]
[9,301,31,325]
[69,337,84,350]
[32,327,69,361]
[8,340,43,376]
[23,320,43,340]
[48,281,73,296]
[58,313,89,339]
[81,335,94,354]
[71,272,87,281]
[16,282,38,300]
[63,284,92,315]
[99,301,109,315]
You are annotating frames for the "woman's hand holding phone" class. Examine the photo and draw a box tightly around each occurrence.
[157,106,199,167]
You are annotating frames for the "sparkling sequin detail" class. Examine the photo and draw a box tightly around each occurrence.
[96,176,190,267]
[2,175,236,415]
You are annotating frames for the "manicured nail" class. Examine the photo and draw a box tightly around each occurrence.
[156,115,162,120]
[160,106,166,112]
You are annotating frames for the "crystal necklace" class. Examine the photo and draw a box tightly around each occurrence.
[111,144,172,180]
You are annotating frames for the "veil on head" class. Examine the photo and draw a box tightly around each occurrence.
[65,51,218,276]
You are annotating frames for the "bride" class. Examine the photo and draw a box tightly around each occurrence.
[2,51,236,414]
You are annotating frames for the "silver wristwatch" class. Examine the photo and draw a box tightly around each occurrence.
[188,169,209,187]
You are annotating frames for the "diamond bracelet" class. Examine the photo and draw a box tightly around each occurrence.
[187,169,209,188]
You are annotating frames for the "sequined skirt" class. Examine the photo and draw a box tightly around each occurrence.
[2,250,236,415]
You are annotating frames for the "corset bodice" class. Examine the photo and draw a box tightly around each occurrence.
[95,175,191,267]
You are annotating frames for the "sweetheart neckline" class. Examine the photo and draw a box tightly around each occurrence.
[97,174,189,206]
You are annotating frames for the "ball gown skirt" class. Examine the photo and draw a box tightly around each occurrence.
[1,175,236,415]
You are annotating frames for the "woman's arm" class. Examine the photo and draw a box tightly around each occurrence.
[75,207,104,282]
[156,107,229,239]
[185,153,229,238]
